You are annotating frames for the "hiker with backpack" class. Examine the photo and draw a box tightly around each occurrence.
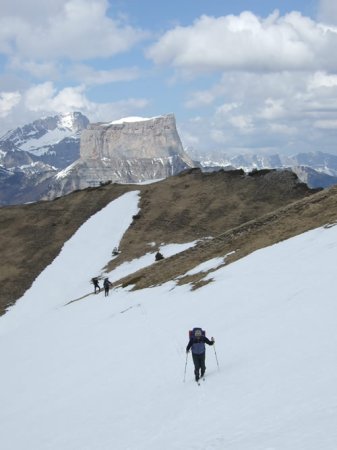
[103,277,112,297]
[92,277,100,294]
[155,251,164,261]
[186,328,215,382]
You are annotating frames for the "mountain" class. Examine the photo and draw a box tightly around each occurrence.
[45,114,195,199]
[0,113,194,205]
[191,150,337,188]
[0,111,89,169]
[189,149,337,175]
[291,165,337,189]
[2,110,337,206]
[0,112,90,205]
[1,176,337,449]
[0,162,56,206]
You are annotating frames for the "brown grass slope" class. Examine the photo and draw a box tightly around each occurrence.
[0,168,320,315]
[115,183,337,291]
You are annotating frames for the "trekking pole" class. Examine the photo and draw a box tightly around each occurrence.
[213,344,220,370]
[183,352,188,382]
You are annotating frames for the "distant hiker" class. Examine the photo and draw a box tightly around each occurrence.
[186,328,215,382]
[112,246,120,256]
[103,277,112,297]
[92,277,100,294]
[155,251,164,261]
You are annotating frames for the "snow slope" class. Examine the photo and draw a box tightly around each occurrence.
[1,193,337,450]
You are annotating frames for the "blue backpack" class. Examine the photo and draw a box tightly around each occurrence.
[189,328,206,354]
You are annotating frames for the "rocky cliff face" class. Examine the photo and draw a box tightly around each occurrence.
[80,114,189,160]
[45,114,195,198]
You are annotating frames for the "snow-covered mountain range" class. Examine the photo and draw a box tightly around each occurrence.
[193,150,337,188]
[190,150,337,176]
[1,111,337,205]
[1,191,336,449]
[0,112,194,205]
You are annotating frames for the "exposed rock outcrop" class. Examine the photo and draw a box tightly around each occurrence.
[81,114,190,160]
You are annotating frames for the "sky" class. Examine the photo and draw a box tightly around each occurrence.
[1,0,337,156]
[1,190,337,449]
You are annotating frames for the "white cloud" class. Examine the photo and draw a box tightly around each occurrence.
[184,90,216,108]
[0,91,21,118]
[8,58,60,79]
[0,82,150,135]
[179,68,337,155]
[268,123,297,135]
[1,0,68,22]
[308,71,337,89]
[318,0,337,25]
[23,82,58,112]
[0,0,149,61]
[180,130,200,147]
[216,103,241,115]
[147,11,337,74]
[1,5,337,157]
[68,64,142,86]
[314,119,337,129]
[258,98,285,120]
[229,115,253,131]
[210,129,228,144]
[22,82,150,119]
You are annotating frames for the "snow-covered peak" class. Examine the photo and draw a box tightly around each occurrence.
[0,112,89,156]
[105,115,163,126]
[57,112,80,130]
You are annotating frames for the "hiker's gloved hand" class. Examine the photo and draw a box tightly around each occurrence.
[186,349,190,354]
[211,337,215,343]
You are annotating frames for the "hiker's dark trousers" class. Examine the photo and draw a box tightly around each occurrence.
[192,352,206,379]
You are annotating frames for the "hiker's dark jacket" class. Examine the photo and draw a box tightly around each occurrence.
[186,336,214,355]
[103,279,111,287]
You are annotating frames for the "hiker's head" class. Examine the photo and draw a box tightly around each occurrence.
[194,329,202,338]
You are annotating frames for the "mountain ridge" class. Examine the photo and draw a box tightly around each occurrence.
[0,112,195,205]
[0,167,322,315]
[1,112,337,206]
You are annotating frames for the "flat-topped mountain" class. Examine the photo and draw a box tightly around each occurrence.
[47,114,195,198]
[81,114,191,160]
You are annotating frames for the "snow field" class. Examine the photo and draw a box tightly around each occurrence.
[1,194,337,449]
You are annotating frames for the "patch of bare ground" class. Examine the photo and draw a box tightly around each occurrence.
[0,168,322,315]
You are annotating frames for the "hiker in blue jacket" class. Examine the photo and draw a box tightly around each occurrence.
[186,328,215,382]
